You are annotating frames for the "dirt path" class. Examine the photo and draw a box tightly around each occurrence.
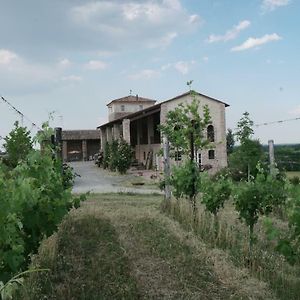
[84,195,275,300]
[23,194,276,300]
[70,161,161,194]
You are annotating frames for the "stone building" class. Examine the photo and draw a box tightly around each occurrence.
[98,91,229,173]
[62,130,100,162]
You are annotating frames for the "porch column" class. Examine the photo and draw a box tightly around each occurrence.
[100,128,107,151]
[148,115,154,145]
[62,141,68,162]
[113,123,121,140]
[106,127,113,143]
[122,119,130,144]
[82,140,87,161]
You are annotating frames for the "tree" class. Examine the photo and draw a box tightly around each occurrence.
[235,112,254,144]
[234,164,288,252]
[228,112,265,181]
[3,122,33,168]
[226,128,235,155]
[159,91,213,213]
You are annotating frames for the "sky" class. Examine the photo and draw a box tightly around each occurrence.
[0,0,299,149]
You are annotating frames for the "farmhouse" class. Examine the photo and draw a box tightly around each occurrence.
[98,91,229,173]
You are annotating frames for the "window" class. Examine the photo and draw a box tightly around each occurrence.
[121,105,125,112]
[207,125,215,142]
[175,151,182,161]
[208,150,215,160]
[198,153,202,167]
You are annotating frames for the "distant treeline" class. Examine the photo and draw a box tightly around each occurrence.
[263,144,300,171]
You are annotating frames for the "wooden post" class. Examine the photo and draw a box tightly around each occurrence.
[163,136,171,202]
[54,127,62,160]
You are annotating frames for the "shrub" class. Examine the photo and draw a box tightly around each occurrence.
[290,176,300,186]
[116,139,133,174]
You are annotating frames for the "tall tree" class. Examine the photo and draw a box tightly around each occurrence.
[226,128,235,155]
[229,112,264,180]
[4,121,33,168]
[159,91,213,213]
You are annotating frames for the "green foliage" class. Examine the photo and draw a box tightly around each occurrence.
[0,269,49,300]
[108,140,119,171]
[103,142,111,169]
[102,140,132,174]
[0,123,85,284]
[3,121,33,168]
[235,111,254,144]
[226,128,235,155]
[159,90,214,207]
[290,176,300,185]
[201,174,232,216]
[170,161,200,200]
[159,92,212,157]
[263,144,300,172]
[117,139,133,174]
[229,139,265,181]
[228,112,265,181]
[234,165,288,248]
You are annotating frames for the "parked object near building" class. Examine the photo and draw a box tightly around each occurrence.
[61,130,100,162]
[98,91,229,173]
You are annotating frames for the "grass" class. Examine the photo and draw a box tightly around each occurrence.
[20,193,278,299]
[165,198,300,300]
[19,211,140,300]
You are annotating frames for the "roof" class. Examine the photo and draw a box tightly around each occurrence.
[98,90,229,129]
[165,91,229,107]
[62,130,100,140]
[106,95,156,106]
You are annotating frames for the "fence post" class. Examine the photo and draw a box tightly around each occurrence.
[163,136,171,202]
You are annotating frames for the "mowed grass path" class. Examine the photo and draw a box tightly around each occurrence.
[21,194,275,300]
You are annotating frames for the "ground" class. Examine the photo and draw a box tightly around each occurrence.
[21,194,275,300]
[71,161,161,194]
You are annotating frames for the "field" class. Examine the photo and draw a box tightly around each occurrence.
[18,193,288,300]
[286,171,300,178]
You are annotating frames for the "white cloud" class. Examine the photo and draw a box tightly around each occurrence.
[70,1,201,49]
[202,56,209,62]
[129,69,161,80]
[289,105,300,116]
[0,49,19,65]
[231,33,282,51]
[58,58,72,68]
[61,75,82,82]
[174,60,196,74]
[207,20,250,43]
[84,60,107,70]
[262,0,290,11]
[0,50,83,93]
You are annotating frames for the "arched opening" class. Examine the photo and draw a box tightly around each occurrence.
[207,125,215,142]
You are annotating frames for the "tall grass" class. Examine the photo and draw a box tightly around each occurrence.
[165,198,300,300]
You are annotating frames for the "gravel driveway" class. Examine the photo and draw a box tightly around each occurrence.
[70,161,161,194]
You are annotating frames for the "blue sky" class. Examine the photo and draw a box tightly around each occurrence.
[0,0,299,148]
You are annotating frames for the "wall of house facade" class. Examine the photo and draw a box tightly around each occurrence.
[160,94,227,173]
[108,102,155,121]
